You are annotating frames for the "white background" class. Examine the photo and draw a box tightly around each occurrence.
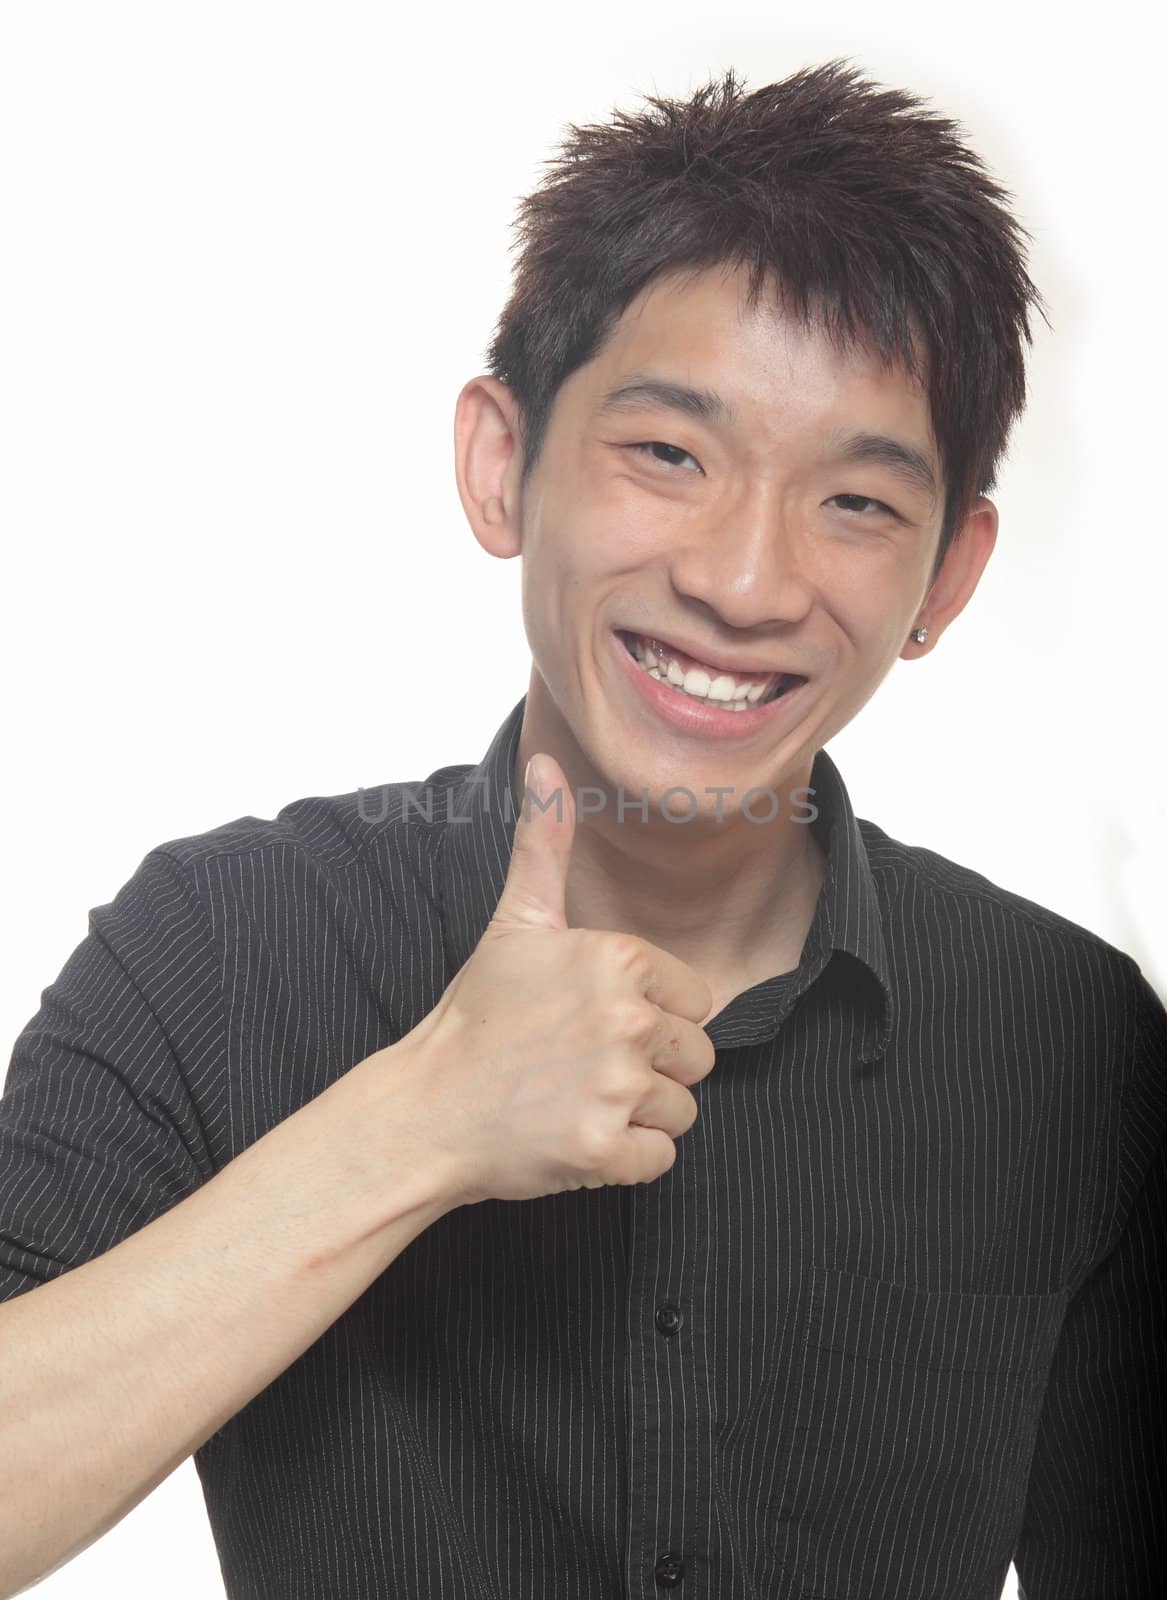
[1,3,1163,1595]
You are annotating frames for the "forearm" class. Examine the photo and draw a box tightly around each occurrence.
[0,1042,457,1598]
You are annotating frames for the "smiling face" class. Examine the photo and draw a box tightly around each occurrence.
[456,260,997,824]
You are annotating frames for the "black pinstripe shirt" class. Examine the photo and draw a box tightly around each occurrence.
[3,692,1165,1600]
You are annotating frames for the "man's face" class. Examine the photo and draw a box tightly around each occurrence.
[469,261,991,815]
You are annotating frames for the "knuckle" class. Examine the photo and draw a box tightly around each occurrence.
[609,998,659,1042]
[575,1120,615,1171]
[596,1058,643,1103]
[606,931,648,975]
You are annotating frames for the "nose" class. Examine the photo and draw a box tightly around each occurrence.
[664,491,815,631]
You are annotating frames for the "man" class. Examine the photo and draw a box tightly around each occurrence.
[1,59,1163,1600]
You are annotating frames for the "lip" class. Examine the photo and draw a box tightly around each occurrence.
[619,626,802,681]
[610,627,809,741]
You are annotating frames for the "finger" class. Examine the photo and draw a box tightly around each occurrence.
[622,935,715,1027]
[491,753,577,932]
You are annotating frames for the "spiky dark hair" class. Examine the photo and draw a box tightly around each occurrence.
[484,59,1049,585]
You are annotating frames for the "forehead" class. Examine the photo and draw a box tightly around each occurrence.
[576,262,934,445]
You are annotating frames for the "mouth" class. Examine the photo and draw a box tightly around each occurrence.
[610,626,811,741]
[615,629,807,707]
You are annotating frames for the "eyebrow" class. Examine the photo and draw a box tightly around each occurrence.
[596,375,737,428]
[823,427,939,504]
[595,374,939,504]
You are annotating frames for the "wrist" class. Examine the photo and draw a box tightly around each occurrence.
[265,1039,467,1270]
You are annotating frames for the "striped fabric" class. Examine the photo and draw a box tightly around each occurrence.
[2,691,1164,1599]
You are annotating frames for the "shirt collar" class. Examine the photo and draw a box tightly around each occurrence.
[438,694,894,1065]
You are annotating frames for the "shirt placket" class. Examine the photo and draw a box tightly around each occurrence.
[622,1095,718,1597]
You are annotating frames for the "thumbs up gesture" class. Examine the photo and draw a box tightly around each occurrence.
[394,755,717,1206]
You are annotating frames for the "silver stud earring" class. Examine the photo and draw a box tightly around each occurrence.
[910,626,929,644]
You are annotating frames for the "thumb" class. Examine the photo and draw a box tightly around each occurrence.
[491,753,576,931]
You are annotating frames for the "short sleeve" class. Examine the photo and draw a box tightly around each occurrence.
[0,848,225,1304]
[1012,962,1167,1596]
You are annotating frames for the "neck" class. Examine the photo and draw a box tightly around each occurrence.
[512,676,827,983]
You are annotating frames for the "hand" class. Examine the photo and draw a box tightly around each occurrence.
[392,754,716,1205]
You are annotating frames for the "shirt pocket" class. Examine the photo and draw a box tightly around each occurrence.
[768,1264,1069,1600]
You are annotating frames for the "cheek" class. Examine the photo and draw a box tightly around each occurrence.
[518,541,585,662]
[532,497,648,589]
[828,566,915,642]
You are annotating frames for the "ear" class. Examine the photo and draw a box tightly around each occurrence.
[902,496,999,658]
[453,376,526,559]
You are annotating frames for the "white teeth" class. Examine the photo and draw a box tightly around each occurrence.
[647,666,753,709]
[627,634,780,711]
[627,631,787,710]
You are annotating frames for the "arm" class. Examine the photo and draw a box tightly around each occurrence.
[0,847,462,1596]
[1012,965,1167,1598]
[0,1038,457,1599]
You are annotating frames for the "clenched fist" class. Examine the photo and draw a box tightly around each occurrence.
[393,753,717,1205]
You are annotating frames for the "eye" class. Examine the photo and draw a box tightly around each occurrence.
[828,493,899,519]
[627,441,703,474]
[624,449,901,519]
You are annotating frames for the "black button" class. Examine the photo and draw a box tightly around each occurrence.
[655,1301,683,1336]
[654,1551,685,1586]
